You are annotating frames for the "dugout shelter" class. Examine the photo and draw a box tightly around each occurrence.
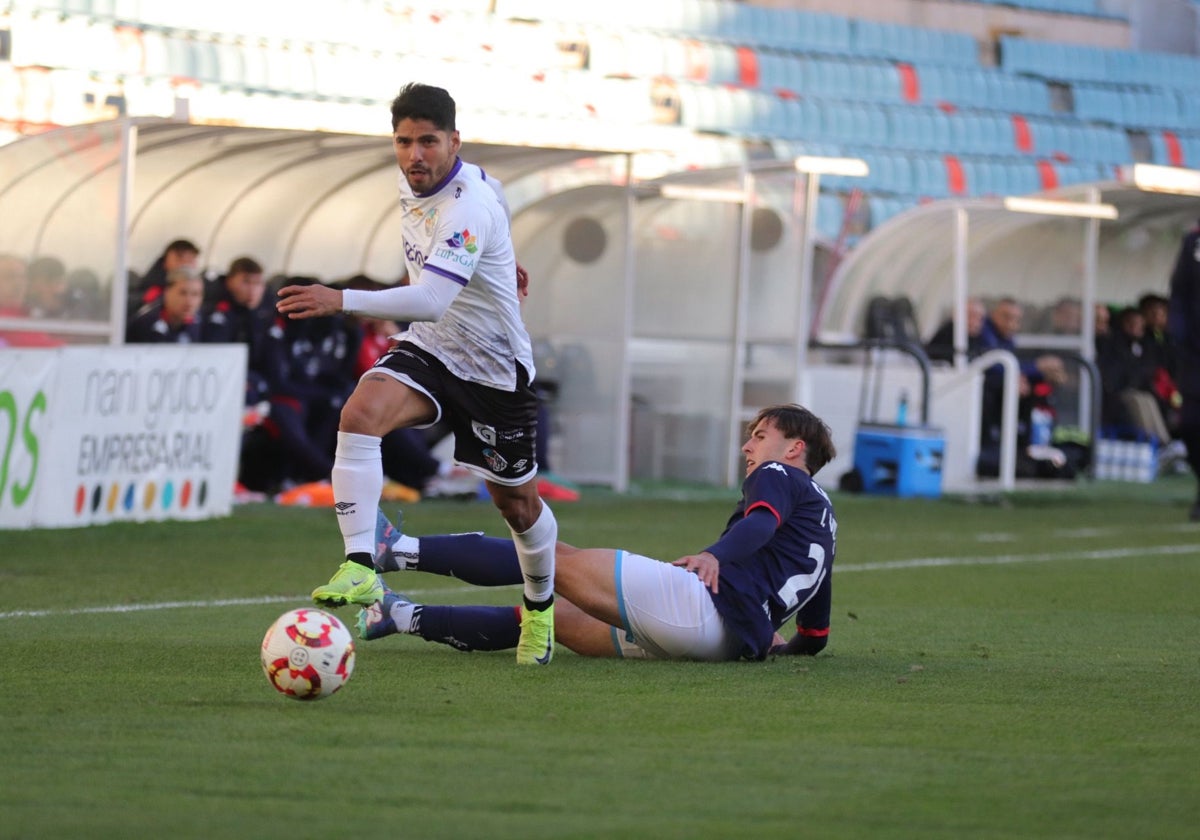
[3,118,1200,495]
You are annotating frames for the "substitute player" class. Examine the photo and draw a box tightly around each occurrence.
[276,83,556,665]
[358,404,836,661]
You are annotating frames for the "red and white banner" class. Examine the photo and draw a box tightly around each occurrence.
[0,345,246,529]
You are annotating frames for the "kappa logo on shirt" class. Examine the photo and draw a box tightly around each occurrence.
[764,462,787,475]
[444,229,478,254]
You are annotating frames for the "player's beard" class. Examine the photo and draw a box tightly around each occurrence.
[405,164,439,193]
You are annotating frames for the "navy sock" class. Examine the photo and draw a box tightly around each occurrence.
[414,605,521,652]
[419,533,524,586]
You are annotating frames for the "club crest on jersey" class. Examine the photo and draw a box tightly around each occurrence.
[423,208,439,236]
[444,229,478,253]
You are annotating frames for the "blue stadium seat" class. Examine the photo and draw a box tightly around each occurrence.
[1074,84,1122,124]
[775,97,803,138]
[888,154,915,195]
[756,53,789,92]
[816,192,845,242]
[706,42,741,86]
[754,92,790,138]
[890,106,937,151]
[800,11,852,56]
[916,155,946,197]
[1007,75,1051,115]
[753,5,799,53]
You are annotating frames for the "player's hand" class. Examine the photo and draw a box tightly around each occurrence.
[516,262,529,299]
[673,551,719,593]
[276,284,343,319]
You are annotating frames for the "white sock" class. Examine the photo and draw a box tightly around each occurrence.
[390,600,419,633]
[377,534,420,572]
[331,431,383,557]
[511,502,556,605]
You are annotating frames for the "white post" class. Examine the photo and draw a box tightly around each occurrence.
[726,167,753,487]
[793,170,820,404]
[614,153,636,492]
[110,118,138,346]
[952,205,969,369]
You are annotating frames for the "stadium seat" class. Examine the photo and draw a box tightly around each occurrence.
[191,39,220,85]
[816,192,845,242]
[164,36,198,81]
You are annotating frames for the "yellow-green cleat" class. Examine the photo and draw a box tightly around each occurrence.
[516,602,554,665]
[311,560,384,608]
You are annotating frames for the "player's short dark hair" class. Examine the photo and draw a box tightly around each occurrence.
[747,404,837,477]
[164,239,199,257]
[390,83,456,132]
[227,256,263,276]
[1138,292,1168,310]
[27,255,66,281]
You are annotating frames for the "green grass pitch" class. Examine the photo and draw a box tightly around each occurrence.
[2,477,1198,838]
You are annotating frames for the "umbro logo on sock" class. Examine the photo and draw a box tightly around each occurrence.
[334,502,356,515]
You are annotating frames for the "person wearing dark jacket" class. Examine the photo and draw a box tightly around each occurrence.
[133,239,199,314]
[1167,221,1200,520]
[125,267,203,343]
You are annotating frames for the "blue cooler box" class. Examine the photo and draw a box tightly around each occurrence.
[853,423,945,498]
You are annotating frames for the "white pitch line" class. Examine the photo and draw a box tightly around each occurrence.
[2,544,1198,621]
[0,585,518,621]
[837,542,1200,573]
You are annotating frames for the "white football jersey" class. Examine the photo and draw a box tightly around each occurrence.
[395,159,534,390]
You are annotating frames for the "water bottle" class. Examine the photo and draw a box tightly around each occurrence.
[1030,406,1052,446]
[896,390,909,427]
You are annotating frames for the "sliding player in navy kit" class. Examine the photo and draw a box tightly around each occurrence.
[358,403,837,661]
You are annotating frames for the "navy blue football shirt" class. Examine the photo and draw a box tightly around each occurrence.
[706,460,836,660]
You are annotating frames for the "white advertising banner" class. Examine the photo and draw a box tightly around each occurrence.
[0,349,59,529]
[0,345,246,529]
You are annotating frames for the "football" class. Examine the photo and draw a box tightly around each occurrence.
[261,607,356,701]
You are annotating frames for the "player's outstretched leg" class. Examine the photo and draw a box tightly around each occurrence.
[374,508,405,570]
[355,590,523,652]
[356,586,413,640]
[374,509,526,585]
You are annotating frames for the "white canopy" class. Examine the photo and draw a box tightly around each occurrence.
[819,178,1200,346]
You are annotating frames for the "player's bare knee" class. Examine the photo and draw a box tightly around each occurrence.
[491,489,540,532]
[337,400,373,434]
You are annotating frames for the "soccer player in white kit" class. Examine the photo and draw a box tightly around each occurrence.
[276,83,556,665]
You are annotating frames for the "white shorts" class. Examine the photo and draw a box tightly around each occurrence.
[607,551,742,661]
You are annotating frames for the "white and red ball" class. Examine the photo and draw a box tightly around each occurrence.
[261,608,355,700]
